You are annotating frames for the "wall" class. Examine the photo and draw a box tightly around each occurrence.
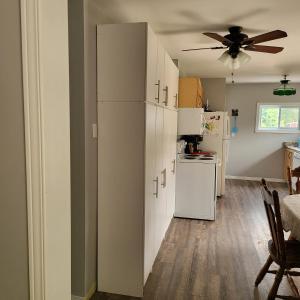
[69,0,113,297]
[0,0,29,299]
[226,83,300,179]
[68,0,86,296]
[201,78,226,111]
[83,0,111,293]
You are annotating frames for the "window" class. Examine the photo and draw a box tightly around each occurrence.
[256,103,300,133]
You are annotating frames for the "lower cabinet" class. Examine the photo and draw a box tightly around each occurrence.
[98,101,177,297]
[284,149,294,180]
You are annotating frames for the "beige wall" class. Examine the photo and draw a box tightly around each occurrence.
[0,0,29,299]
[83,0,113,292]
[69,0,113,296]
[68,0,86,296]
[226,83,300,179]
[201,78,226,111]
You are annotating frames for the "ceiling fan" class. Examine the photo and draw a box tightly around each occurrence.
[182,26,287,69]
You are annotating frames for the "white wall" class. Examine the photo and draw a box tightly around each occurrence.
[201,78,226,111]
[68,0,86,296]
[68,0,113,296]
[226,83,300,179]
[83,0,112,293]
[0,1,29,299]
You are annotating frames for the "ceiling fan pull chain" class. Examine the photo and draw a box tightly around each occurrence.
[231,72,235,84]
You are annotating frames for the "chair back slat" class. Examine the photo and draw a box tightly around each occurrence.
[287,166,300,195]
[261,179,286,262]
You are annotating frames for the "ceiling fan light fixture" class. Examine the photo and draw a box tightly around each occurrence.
[273,75,296,96]
[218,50,251,70]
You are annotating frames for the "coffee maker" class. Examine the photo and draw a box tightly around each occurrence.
[179,135,203,154]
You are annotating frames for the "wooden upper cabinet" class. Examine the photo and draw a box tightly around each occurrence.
[178,77,204,108]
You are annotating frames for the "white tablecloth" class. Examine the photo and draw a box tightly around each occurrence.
[281,194,300,240]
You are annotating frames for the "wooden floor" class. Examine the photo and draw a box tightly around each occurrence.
[92,179,300,300]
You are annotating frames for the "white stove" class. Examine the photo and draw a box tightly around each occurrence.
[177,153,217,163]
[175,152,217,220]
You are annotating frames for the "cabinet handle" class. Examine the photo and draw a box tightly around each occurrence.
[174,93,178,108]
[153,176,159,198]
[155,80,160,103]
[171,159,176,174]
[162,86,168,106]
[161,169,167,187]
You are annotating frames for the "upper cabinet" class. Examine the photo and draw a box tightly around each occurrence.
[98,22,178,109]
[163,53,179,109]
[178,77,204,108]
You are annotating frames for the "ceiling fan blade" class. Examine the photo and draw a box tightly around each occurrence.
[182,46,227,52]
[244,45,284,53]
[243,30,287,45]
[203,32,232,46]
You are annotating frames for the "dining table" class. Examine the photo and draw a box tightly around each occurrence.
[281,194,300,297]
[281,194,300,240]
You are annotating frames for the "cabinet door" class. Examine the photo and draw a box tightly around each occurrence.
[146,26,159,104]
[156,43,165,105]
[164,109,177,226]
[162,53,172,108]
[165,58,179,110]
[169,110,178,216]
[144,103,157,283]
[154,106,167,250]
[170,62,179,109]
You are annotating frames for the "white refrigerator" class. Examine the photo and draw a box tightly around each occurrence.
[201,112,231,196]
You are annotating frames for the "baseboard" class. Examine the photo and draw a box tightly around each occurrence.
[86,282,97,299]
[225,175,286,183]
[72,282,97,300]
[72,296,84,300]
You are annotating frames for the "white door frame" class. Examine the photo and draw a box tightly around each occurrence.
[21,0,71,299]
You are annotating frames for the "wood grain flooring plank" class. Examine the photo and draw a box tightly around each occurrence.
[92,179,299,300]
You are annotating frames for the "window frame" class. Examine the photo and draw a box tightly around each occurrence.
[256,102,300,133]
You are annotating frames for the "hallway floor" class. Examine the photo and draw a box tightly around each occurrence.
[92,179,299,299]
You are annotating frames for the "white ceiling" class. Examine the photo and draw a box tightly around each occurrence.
[92,0,300,83]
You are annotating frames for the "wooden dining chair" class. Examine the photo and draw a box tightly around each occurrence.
[287,166,300,195]
[255,179,300,300]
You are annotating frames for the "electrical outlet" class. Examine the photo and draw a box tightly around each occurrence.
[92,124,98,138]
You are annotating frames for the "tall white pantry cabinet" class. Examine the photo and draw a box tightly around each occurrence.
[97,23,179,297]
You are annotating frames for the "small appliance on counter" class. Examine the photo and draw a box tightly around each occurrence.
[179,135,203,154]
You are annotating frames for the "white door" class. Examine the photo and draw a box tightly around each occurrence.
[146,25,158,104]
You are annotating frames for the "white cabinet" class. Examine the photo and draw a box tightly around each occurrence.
[164,109,178,226]
[144,103,157,283]
[177,108,204,135]
[146,26,158,104]
[161,52,179,109]
[97,22,178,297]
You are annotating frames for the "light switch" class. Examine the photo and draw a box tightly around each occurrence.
[92,124,98,138]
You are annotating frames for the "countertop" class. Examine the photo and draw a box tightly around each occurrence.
[285,145,300,153]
